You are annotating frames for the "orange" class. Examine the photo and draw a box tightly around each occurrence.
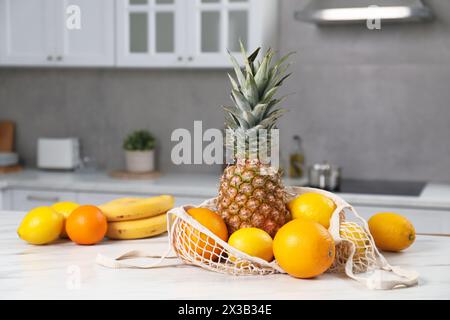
[273,218,335,279]
[183,207,229,261]
[368,212,415,252]
[66,205,108,245]
[288,193,336,229]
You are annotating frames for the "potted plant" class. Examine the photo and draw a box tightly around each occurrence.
[123,130,156,173]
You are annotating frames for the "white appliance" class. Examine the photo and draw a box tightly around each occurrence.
[37,138,80,170]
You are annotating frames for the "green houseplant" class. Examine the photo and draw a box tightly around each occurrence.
[123,130,156,173]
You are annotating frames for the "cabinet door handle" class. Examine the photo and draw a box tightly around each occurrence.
[188,56,194,62]
[177,56,183,62]
[26,195,60,202]
[56,55,63,61]
[47,55,53,61]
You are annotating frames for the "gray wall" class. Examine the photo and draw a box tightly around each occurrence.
[1,0,450,182]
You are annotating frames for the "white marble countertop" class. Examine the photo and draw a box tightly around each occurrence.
[1,170,450,209]
[1,210,449,300]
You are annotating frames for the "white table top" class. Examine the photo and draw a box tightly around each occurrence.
[1,210,449,300]
[1,169,450,209]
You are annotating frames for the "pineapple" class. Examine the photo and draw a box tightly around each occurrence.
[217,45,293,237]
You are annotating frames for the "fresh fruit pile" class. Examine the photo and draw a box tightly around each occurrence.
[16,44,418,283]
[17,195,174,246]
[204,45,414,279]
[181,191,416,279]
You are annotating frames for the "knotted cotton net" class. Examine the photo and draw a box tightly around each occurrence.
[96,186,419,290]
[167,186,419,289]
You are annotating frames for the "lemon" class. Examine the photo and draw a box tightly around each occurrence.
[340,221,371,258]
[17,207,64,245]
[52,201,80,219]
[288,193,336,229]
[228,228,274,263]
[368,212,415,252]
[51,201,80,238]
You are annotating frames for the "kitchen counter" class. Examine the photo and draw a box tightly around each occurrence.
[0,169,220,198]
[1,170,450,210]
[1,210,449,300]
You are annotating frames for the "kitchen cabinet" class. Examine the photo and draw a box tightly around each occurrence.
[353,205,450,235]
[0,188,11,210]
[0,0,54,66]
[8,187,449,234]
[9,188,77,211]
[5,188,209,211]
[0,0,114,66]
[116,0,185,67]
[0,0,278,68]
[77,191,208,207]
[76,192,144,205]
[186,0,278,68]
[116,0,279,68]
[53,0,115,66]
[3,171,448,235]
[0,189,11,210]
[173,196,209,207]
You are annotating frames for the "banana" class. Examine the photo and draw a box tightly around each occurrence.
[105,197,142,204]
[99,195,174,222]
[106,213,167,240]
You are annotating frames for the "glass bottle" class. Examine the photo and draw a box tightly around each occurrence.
[289,135,305,178]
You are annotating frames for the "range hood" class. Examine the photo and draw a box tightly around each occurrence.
[295,0,434,25]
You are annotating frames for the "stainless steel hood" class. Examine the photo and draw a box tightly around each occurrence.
[295,0,434,25]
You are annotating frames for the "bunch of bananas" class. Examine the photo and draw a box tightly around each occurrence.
[99,195,174,240]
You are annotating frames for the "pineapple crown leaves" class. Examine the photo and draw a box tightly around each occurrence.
[224,43,294,161]
[224,43,294,132]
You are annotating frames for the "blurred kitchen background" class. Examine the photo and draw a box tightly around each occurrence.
[0,0,450,233]
[0,0,449,181]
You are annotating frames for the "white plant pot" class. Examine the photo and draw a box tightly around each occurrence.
[125,150,155,173]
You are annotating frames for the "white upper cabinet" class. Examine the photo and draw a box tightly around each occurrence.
[116,0,185,67]
[0,0,278,68]
[116,0,279,68]
[54,0,115,66]
[186,0,276,67]
[0,0,115,67]
[0,0,55,66]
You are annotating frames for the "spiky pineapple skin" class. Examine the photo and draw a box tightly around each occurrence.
[217,160,290,237]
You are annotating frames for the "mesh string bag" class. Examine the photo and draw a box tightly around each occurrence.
[96,186,419,290]
[170,205,283,276]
